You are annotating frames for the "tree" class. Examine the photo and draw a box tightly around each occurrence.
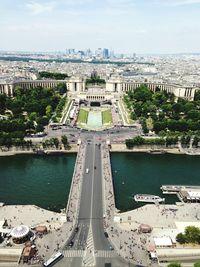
[0,94,7,113]
[167,263,182,267]
[132,136,145,146]
[184,226,200,243]
[193,136,200,147]
[131,112,137,120]
[52,138,59,148]
[184,102,195,113]
[194,262,200,267]
[133,85,152,102]
[61,135,68,148]
[172,102,184,114]
[176,226,200,244]
[152,91,167,106]
[176,233,186,244]
[46,105,53,118]
[39,71,68,80]
[194,90,200,101]
[153,121,167,133]
[29,112,38,122]
[125,139,134,149]
[56,83,67,95]
[36,124,44,133]
[187,110,200,120]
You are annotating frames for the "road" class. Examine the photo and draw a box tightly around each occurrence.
[56,134,136,267]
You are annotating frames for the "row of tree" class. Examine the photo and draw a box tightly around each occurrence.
[0,132,32,148]
[168,263,200,267]
[0,135,68,150]
[39,71,68,80]
[42,136,68,149]
[125,135,200,148]
[52,97,67,122]
[86,77,106,85]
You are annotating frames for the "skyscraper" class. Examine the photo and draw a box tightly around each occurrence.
[103,48,109,59]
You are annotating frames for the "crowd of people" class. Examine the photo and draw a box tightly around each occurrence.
[66,143,85,224]
[101,143,149,266]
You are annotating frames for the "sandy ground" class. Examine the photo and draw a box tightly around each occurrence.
[0,205,63,229]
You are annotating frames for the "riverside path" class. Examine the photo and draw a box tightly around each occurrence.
[56,134,135,267]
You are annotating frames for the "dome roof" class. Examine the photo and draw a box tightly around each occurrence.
[11,225,29,238]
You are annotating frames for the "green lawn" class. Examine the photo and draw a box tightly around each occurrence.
[102,110,112,124]
[77,109,88,124]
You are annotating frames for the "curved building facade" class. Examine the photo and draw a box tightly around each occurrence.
[0,77,199,100]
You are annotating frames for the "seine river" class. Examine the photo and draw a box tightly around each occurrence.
[0,153,200,212]
[0,154,76,211]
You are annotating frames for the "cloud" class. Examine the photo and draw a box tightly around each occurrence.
[162,0,200,6]
[26,1,55,14]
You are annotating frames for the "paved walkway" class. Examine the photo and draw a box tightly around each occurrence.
[101,143,149,266]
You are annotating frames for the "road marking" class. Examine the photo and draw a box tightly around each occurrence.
[62,250,84,258]
[82,224,96,266]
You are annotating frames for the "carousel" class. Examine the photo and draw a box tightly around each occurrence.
[10,225,31,244]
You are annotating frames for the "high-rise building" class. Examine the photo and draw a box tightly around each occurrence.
[103,48,109,59]
[68,49,75,55]
[95,48,103,57]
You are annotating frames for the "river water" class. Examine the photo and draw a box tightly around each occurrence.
[111,152,200,211]
[0,153,200,212]
[0,154,76,211]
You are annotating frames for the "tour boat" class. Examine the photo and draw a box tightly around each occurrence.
[134,194,165,203]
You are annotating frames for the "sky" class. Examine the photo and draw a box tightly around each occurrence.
[0,0,200,54]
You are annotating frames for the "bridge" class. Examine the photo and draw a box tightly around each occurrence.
[56,134,135,267]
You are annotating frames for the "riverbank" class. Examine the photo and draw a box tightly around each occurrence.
[0,142,198,157]
[0,144,78,157]
[110,143,184,154]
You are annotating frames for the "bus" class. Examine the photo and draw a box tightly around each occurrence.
[43,252,64,266]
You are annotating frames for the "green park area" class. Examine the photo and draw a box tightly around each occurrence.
[77,108,89,124]
[124,85,200,147]
[0,83,67,147]
[102,109,112,125]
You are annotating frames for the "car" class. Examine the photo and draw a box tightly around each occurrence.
[104,232,109,238]
[94,166,96,169]
[69,240,74,247]
[75,227,79,233]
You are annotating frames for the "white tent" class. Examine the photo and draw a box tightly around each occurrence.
[154,236,172,248]
[11,225,29,239]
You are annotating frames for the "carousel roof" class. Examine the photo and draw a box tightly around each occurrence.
[11,225,29,239]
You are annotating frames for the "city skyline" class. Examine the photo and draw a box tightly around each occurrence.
[0,0,200,54]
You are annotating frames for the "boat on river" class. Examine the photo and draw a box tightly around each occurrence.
[134,194,165,203]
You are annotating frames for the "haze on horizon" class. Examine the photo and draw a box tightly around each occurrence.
[0,0,200,54]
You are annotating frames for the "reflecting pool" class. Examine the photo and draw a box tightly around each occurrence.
[87,111,102,129]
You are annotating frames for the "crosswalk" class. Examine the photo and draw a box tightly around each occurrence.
[82,225,96,266]
[62,249,117,259]
[96,250,117,258]
[62,250,84,258]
